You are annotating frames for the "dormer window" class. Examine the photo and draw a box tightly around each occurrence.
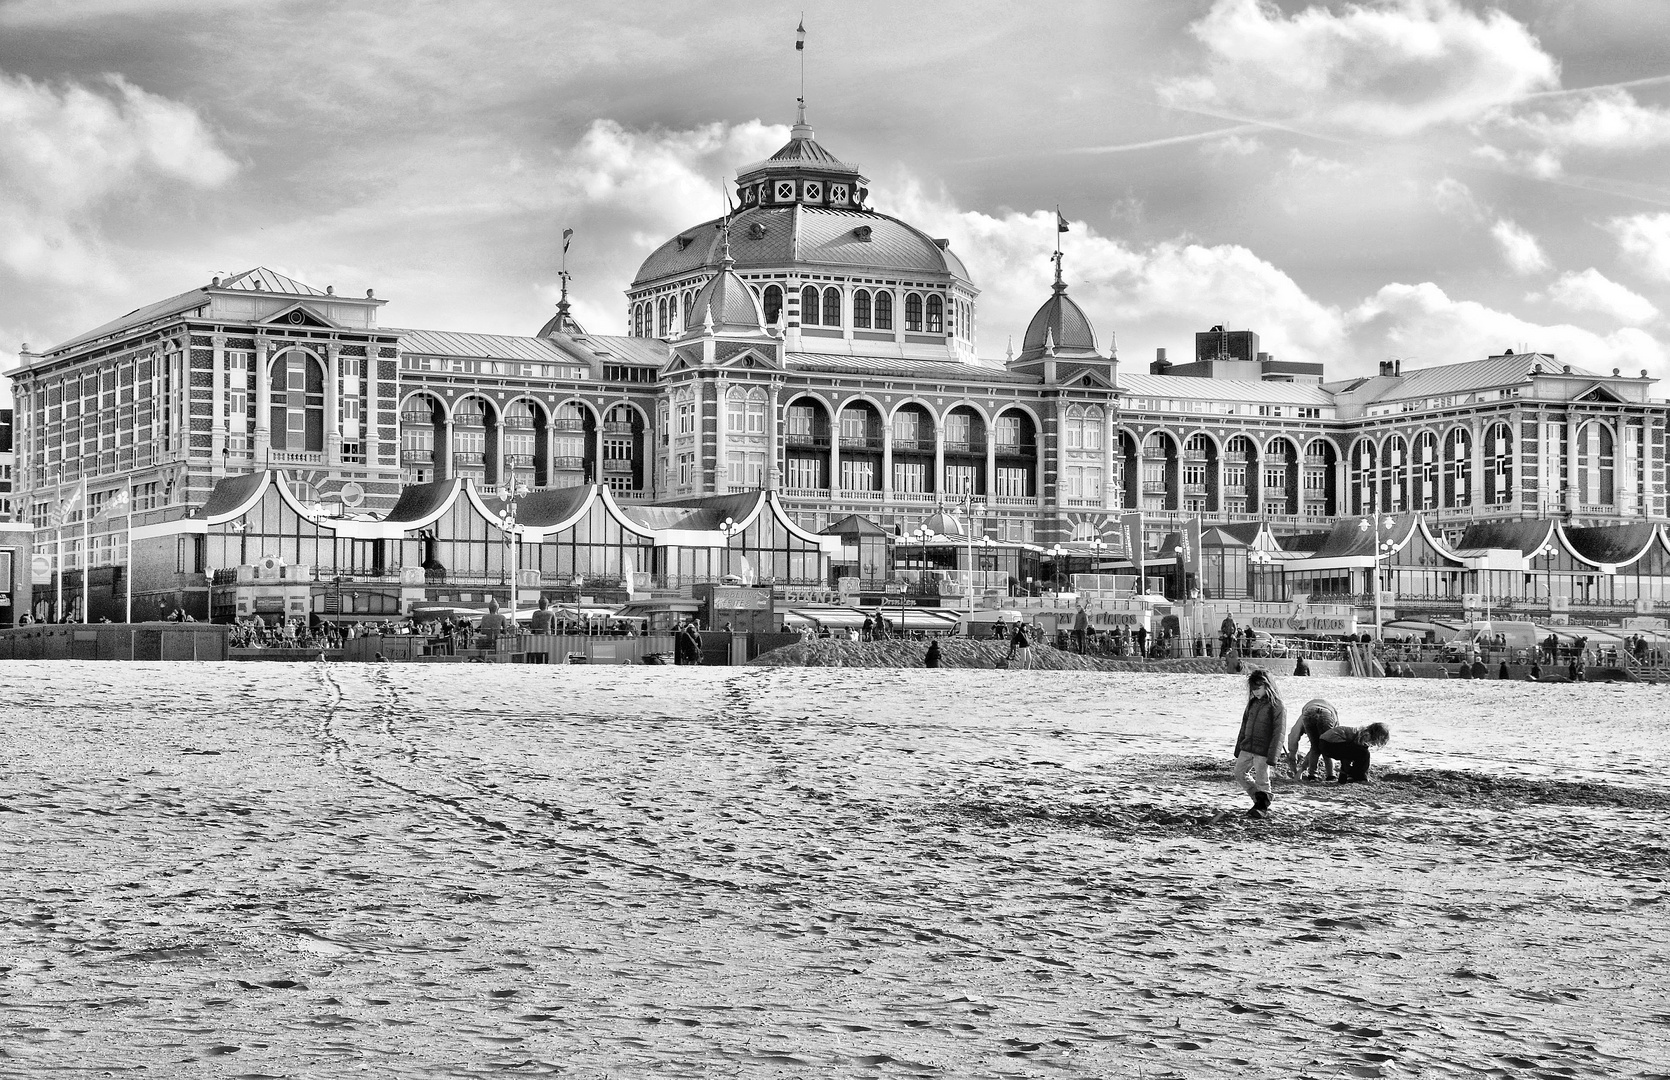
[750,222,768,239]
[675,235,693,251]
[832,183,849,204]
[775,180,795,202]
[804,180,822,202]
[852,225,873,242]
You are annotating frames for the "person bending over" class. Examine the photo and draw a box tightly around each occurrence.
[1316,722,1391,784]
[1232,669,1286,818]
[1284,698,1339,783]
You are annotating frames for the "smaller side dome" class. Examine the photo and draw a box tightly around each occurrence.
[679,229,768,338]
[1018,254,1099,361]
[922,510,966,537]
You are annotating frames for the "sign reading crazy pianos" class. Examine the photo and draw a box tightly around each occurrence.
[1244,595,1357,636]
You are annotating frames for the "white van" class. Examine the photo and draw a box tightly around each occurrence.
[1448,621,1541,656]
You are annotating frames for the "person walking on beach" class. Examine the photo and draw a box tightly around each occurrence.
[1316,722,1391,783]
[1232,669,1286,818]
[1284,697,1338,783]
[1073,607,1089,654]
[1006,619,1033,668]
[1219,615,1236,659]
[924,639,941,668]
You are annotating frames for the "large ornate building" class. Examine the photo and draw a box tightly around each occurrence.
[6,102,1669,624]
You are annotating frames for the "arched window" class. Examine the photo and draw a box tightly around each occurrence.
[1351,438,1377,515]
[762,284,783,325]
[504,400,537,476]
[1486,422,1514,506]
[269,349,325,452]
[904,292,923,332]
[1443,428,1471,508]
[1415,431,1438,509]
[1064,405,1083,450]
[1383,435,1408,511]
[801,285,820,326]
[1578,423,1615,507]
[926,294,943,333]
[656,297,669,337]
[853,289,872,328]
[823,287,842,327]
[875,291,894,330]
[1082,406,1103,450]
[683,291,695,325]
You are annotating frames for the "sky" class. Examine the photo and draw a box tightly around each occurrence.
[2,0,1669,404]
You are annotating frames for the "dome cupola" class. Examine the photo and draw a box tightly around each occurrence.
[678,225,768,339]
[733,103,869,212]
[1018,252,1099,362]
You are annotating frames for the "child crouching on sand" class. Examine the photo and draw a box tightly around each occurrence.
[1317,722,1391,784]
[1232,669,1286,819]
[1285,698,1340,783]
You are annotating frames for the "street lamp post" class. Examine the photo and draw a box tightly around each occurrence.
[1357,511,1396,639]
[1051,543,1063,595]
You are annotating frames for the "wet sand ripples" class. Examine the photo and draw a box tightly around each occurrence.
[1,664,1667,1077]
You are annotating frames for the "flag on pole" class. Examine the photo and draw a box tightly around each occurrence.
[562,228,573,252]
[97,485,131,521]
[1177,517,1203,595]
[49,478,86,530]
[1057,210,1070,234]
[796,18,806,49]
[1118,511,1145,593]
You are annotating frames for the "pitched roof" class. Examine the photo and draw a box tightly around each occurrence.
[785,352,1036,383]
[390,328,568,363]
[1116,373,1334,404]
[216,267,329,296]
[1453,519,1556,556]
[1342,353,1603,405]
[46,285,211,355]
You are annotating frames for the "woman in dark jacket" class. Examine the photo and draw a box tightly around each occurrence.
[1232,669,1286,818]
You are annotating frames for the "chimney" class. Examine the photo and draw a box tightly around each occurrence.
[1393,358,1402,376]
[1378,360,1393,376]
[1151,347,1172,375]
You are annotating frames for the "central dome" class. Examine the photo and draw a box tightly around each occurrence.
[633,205,969,286]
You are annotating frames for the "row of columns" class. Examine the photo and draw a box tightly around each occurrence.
[420,417,612,487]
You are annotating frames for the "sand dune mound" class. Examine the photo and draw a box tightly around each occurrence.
[751,638,1227,673]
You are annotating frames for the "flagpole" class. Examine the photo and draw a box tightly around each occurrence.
[124,482,134,624]
[55,527,62,623]
[82,497,90,623]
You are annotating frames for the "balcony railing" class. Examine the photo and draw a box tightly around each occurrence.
[785,432,830,448]
[1141,481,1169,494]
[550,419,587,432]
[1222,484,1247,497]
[894,491,937,503]
[994,442,1036,457]
[602,422,635,434]
[942,440,986,455]
[782,487,831,499]
[270,449,325,465]
[1184,483,1208,495]
[401,449,435,464]
[602,458,634,472]
[452,451,487,466]
[891,437,932,453]
[991,495,1039,507]
[838,488,883,500]
[504,454,535,468]
[840,436,883,451]
[551,456,587,471]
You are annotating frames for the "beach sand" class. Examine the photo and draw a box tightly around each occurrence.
[1,663,1666,1077]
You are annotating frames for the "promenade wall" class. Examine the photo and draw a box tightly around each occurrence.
[0,623,230,661]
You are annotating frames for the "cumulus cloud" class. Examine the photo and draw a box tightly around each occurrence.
[0,68,238,285]
[1159,0,1558,138]
[878,174,1670,380]
[1349,281,1667,375]
[874,175,1348,366]
[1533,268,1658,326]
[544,117,788,329]
[1431,176,1483,221]
[1487,88,1670,153]
[1491,218,1551,275]
[1608,212,1670,282]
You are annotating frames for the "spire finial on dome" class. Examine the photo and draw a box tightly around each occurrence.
[1050,248,1066,294]
[1044,328,1056,356]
